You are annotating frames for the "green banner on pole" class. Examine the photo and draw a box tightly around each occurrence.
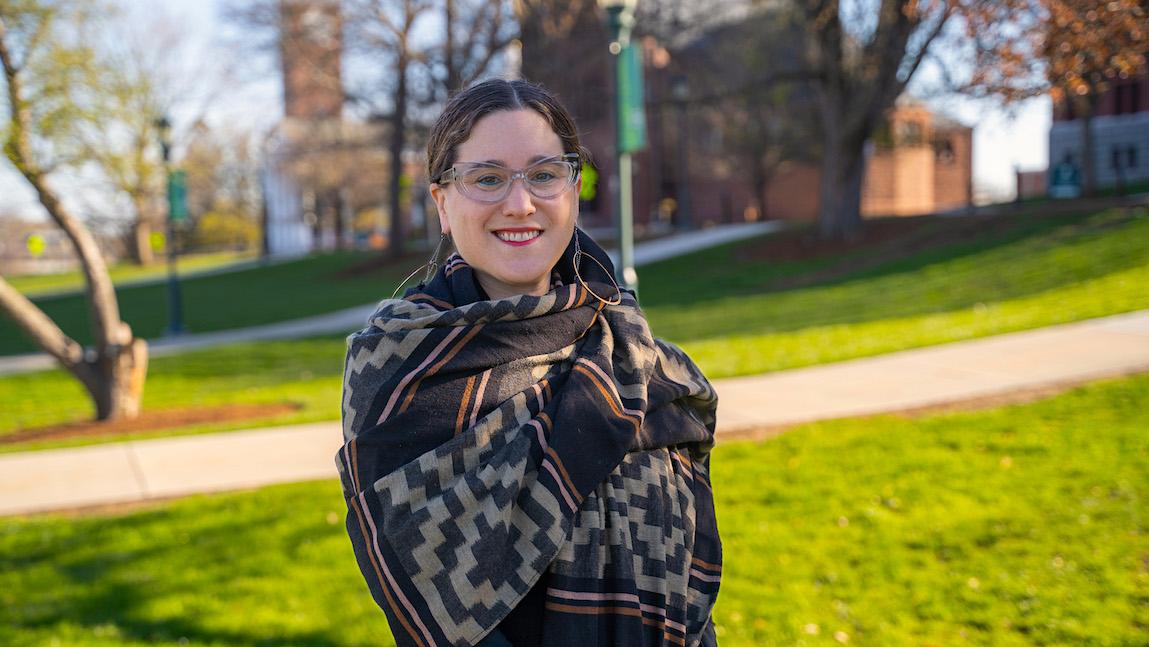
[168,169,189,222]
[617,44,646,153]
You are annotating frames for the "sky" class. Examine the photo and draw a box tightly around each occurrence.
[0,0,1050,219]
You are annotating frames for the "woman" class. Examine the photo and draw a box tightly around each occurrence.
[338,79,721,647]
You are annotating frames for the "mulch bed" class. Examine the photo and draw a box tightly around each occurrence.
[1,402,303,446]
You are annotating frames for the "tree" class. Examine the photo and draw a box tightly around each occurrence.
[183,124,268,252]
[672,7,819,221]
[790,0,955,240]
[960,0,1147,197]
[1039,1,1141,197]
[440,0,516,98]
[0,0,148,421]
[77,10,232,265]
[345,0,432,259]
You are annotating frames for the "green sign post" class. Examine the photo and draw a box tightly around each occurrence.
[617,44,646,154]
[168,169,189,222]
[601,0,645,296]
[157,115,185,335]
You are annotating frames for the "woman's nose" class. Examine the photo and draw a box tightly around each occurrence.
[503,177,536,215]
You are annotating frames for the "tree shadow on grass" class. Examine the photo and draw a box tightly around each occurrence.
[3,485,393,646]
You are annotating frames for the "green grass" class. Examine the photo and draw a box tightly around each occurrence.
[642,207,1149,377]
[1,206,1147,450]
[2,371,1145,646]
[0,251,411,355]
[4,250,257,297]
[711,373,1149,646]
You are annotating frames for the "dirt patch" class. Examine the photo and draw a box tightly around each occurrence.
[1,402,303,446]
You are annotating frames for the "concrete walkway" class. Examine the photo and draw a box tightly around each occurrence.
[0,222,783,376]
[2,309,1146,517]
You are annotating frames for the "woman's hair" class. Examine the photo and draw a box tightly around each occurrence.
[426,78,589,183]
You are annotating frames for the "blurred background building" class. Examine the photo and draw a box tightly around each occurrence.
[1048,72,1147,192]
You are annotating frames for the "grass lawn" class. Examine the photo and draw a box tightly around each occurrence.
[642,206,1149,377]
[4,250,257,298]
[0,206,1147,450]
[1,372,1145,646]
[0,251,411,356]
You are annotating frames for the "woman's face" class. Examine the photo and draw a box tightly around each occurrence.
[430,109,580,300]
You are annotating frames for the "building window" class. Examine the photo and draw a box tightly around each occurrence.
[935,139,956,164]
[1114,80,1143,115]
[1112,146,1139,171]
[897,120,923,145]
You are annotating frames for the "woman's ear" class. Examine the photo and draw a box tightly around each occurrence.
[429,183,450,236]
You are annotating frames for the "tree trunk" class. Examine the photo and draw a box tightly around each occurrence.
[1078,94,1098,197]
[750,155,769,221]
[445,0,460,95]
[388,54,409,259]
[331,189,346,251]
[86,337,149,420]
[130,217,155,266]
[816,114,866,241]
[0,277,149,421]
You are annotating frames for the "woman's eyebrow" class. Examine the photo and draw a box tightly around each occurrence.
[469,154,563,167]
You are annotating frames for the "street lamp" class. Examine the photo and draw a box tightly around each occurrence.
[156,115,185,335]
[599,0,642,294]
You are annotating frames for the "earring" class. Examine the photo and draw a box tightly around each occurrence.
[392,233,452,299]
[424,232,451,283]
[572,233,622,307]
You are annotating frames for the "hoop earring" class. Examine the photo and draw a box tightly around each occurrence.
[572,233,622,307]
[392,233,451,299]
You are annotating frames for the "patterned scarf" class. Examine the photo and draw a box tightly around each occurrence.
[338,230,721,647]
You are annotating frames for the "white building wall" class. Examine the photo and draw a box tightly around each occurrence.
[260,129,315,259]
[1049,112,1149,188]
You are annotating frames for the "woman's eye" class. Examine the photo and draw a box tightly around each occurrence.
[472,173,505,188]
[531,171,557,183]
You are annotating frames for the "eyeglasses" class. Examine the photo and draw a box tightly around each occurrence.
[437,153,580,204]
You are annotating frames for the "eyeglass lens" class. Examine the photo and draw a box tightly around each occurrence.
[456,158,577,202]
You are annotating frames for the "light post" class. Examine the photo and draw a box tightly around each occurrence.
[671,74,693,231]
[598,0,643,295]
[156,116,184,335]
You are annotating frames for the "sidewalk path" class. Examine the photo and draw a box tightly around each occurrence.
[0,222,782,376]
[2,309,1146,516]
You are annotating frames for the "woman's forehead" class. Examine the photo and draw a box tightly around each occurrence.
[456,109,564,164]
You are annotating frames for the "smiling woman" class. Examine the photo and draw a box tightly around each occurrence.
[337,79,722,647]
[430,109,580,298]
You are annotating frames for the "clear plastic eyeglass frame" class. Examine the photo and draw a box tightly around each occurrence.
[438,153,581,203]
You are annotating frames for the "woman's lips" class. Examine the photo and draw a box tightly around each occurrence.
[493,229,542,246]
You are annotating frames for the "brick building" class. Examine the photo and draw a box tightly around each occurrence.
[518,7,973,228]
[1048,73,1148,191]
[861,99,974,217]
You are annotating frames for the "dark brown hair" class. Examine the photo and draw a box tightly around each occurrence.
[426,79,588,183]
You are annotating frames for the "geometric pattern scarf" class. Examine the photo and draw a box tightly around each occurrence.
[337,230,721,647]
